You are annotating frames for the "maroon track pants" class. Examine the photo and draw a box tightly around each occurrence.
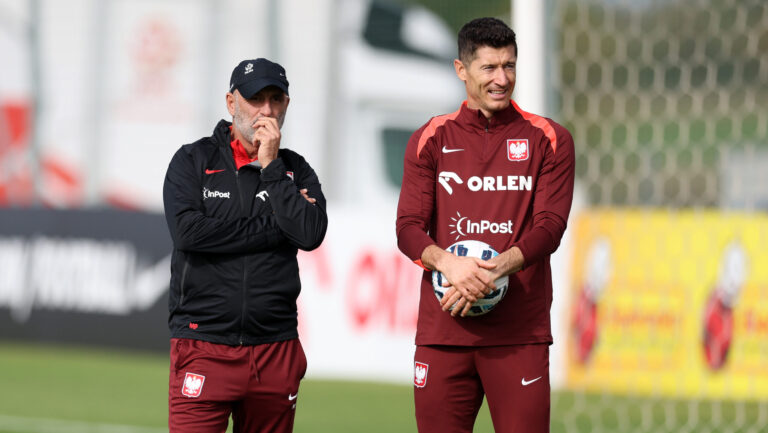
[414,344,550,433]
[168,338,307,433]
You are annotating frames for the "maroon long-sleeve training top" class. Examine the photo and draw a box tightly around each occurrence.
[396,100,575,346]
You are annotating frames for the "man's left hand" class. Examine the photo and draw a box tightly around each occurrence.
[300,188,316,204]
[441,263,502,317]
[440,287,475,317]
[440,254,512,317]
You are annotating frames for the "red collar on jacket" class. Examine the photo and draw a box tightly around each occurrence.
[229,126,258,169]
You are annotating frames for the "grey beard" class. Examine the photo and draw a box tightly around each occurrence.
[238,124,255,145]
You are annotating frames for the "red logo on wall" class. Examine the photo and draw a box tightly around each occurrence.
[507,139,529,161]
[181,372,205,398]
[702,241,747,371]
[131,17,181,97]
[414,362,429,388]
[572,238,611,365]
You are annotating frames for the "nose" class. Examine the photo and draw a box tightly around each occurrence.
[258,101,274,117]
[493,67,510,87]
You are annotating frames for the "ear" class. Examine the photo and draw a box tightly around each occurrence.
[454,59,467,81]
[226,91,236,116]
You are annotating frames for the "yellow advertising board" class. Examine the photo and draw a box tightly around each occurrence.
[566,210,768,399]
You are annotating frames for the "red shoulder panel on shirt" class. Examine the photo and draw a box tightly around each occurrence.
[416,107,462,158]
[510,100,559,154]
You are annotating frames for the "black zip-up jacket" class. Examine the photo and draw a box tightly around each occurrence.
[163,120,328,345]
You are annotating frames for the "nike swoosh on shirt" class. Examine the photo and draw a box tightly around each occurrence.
[205,169,225,175]
[442,146,464,153]
[288,393,298,401]
[521,376,542,386]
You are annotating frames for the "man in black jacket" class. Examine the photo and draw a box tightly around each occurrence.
[163,58,327,433]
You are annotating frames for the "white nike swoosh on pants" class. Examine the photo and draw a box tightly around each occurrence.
[521,376,542,386]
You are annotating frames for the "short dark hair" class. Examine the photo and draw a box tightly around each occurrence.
[458,17,517,63]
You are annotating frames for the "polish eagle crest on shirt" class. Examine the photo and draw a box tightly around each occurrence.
[507,139,530,161]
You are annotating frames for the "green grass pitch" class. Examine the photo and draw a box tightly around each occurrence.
[0,341,493,433]
[0,341,764,432]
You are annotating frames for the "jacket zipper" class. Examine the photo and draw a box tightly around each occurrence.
[179,259,189,305]
[235,170,247,345]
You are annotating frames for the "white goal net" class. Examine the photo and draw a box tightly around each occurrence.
[551,0,768,432]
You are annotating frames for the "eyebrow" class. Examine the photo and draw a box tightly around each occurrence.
[480,61,516,68]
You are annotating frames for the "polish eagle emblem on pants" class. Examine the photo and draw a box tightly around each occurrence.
[414,362,429,388]
[182,372,206,398]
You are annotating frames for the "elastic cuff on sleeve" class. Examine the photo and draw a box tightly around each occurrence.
[260,158,287,182]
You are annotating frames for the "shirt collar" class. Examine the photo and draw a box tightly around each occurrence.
[229,127,259,170]
[457,100,520,130]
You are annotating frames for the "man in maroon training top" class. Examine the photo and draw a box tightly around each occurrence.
[396,18,575,433]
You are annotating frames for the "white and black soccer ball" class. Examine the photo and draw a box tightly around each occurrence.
[431,239,509,316]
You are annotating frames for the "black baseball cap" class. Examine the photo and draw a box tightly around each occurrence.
[229,58,289,97]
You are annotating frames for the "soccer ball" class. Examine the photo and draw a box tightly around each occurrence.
[431,240,509,316]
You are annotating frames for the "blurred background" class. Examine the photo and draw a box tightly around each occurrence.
[0,0,766,432]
